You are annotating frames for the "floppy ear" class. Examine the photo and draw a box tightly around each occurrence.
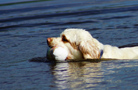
[79,40,100,59]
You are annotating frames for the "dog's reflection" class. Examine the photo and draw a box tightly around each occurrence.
[50,61,103,89]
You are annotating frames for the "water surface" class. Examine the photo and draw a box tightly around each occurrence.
[0,0,138,89]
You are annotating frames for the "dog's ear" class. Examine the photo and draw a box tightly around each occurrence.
[79,40,100,59]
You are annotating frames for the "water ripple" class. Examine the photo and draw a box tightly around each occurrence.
[1,0,138,90]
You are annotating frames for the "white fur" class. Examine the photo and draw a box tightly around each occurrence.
[102,45,138,59]
[47,28,138,60]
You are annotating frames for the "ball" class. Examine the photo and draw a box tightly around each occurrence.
[47,46,68,61]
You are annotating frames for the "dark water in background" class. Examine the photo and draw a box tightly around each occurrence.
[0,0,138,89]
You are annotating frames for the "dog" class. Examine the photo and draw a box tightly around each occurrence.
[47,28,138,60]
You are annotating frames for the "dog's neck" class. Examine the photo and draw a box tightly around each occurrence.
[93,38,104,49]
[92,38,104,59]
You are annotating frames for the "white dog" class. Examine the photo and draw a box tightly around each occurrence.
[47,28,138,60]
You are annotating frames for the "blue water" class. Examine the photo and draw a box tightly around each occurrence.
[0,0,138,89]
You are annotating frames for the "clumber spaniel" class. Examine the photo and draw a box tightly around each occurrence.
[47,28,138,60]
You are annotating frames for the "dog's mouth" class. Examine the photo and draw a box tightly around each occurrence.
[47,37,70,60]
[47,44,53,48]
[47,43,52,48]
[47,43,57,49]
[47,45,69,61]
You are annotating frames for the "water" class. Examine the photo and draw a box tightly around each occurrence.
[0,0,138,89]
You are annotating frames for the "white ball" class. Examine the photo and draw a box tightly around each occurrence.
[47,46,68,61]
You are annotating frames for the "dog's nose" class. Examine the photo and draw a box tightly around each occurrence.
[47,38,52,43]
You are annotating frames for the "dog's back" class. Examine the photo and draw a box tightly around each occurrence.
[102,45,138,59]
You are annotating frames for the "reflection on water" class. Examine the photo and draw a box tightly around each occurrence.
[50,60,138,90]
[52,62,102,89]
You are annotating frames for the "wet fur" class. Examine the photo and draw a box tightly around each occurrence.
[47,28,138,60]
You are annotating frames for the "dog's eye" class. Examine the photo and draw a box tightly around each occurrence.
[62,35,69,42]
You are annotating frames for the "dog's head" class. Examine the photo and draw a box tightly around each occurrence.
[47,28,102,60]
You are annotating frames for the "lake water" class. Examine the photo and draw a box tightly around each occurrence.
[0,0,138,89]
